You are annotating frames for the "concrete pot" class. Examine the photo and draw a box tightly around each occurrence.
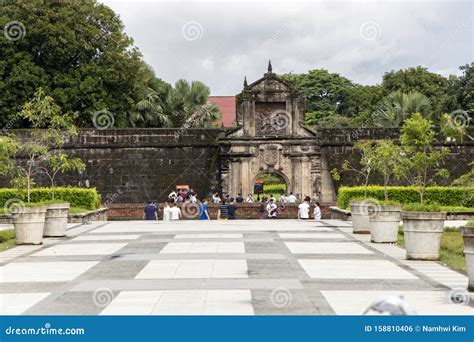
[401,211,446,260]
[12,206,46,245]
[461,226,474,292]
[350,200,371,234]
[369,205,401,243]
[44,203,70,237]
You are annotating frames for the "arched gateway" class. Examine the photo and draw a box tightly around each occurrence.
[219,62,336,203]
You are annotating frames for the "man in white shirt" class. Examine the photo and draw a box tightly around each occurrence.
[169,202,182,220]
[266,199,278,219]
[287,192,297,203]
[298,199,310,219]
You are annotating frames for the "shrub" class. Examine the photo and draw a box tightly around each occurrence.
[402,202,442,212]
[263,184,286,194]
[0,187,101,210]
[338,186,473,209]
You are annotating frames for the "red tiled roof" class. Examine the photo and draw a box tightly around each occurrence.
[209,96,236,127]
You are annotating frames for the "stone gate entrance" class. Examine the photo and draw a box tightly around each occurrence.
[219,62,335,203]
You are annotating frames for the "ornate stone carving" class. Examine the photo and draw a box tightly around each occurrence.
[263,145,279,166]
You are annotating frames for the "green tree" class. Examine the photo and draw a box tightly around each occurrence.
[381,66,457,121]
[11,88,83,202]
[394,113,450,204]
[453,63,474,116]
[372,140,402,201]
[373,91,432,127]
[0,0,150,128]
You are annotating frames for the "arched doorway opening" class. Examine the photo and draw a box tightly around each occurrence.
[252,170,289,201]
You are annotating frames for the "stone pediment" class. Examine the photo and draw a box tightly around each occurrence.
[249,75,292,94]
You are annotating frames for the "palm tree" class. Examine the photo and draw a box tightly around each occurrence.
[131,87,173,127]
[131,79,221,128]
[373,91,432,127]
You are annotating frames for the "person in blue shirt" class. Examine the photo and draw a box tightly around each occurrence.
[143,201,157,220]
[199,199,211,220]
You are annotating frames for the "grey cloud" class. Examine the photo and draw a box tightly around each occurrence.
[101,1,473,95]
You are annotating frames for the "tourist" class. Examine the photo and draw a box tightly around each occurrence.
[168,190,177,201]
[287,192,297,203]
[218,199,228,220]
[163,201,171,221]
[298,197,310,219]
[266,199,278,219]
[143,201,157,220]
[270,194,277,202]
[189,192,197,203]
[279,194,287,203]
[180,189,187,203]
[313,201,322,220]
[258,199,266,219]
[212,192,221,204]
[169,202,182,220]
[227,197,238,219]
[235,193,244,203]
[199,199,210,220]
[246,194,254,203]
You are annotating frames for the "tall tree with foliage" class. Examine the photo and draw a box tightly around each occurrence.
[131,79,221,128]
[0,0,150,128]
[394,113,450,204]
[453,63,474,116]
[381,66,457,121]
[373,91,432,127]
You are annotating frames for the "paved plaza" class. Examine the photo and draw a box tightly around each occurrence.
[0,219,472,315]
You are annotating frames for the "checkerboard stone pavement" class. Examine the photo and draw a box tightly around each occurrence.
[0,219,472,315]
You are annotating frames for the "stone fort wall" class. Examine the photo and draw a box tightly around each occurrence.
[1,127,472,205]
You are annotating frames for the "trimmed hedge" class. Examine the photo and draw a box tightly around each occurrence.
[0,187,101,210]
[263,184,286,194]
[337,186,474,209]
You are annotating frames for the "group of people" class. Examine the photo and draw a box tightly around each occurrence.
[144,191,321,221]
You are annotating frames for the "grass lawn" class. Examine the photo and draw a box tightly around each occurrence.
[398,226,466,273]
[0,229,16,252]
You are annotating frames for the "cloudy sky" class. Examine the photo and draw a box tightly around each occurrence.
[100,0,473,95]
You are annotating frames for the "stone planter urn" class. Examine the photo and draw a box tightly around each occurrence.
[44,203,70,237]
[461,225,474,292]
[401,211,446,260]
[369,205,401,243]
[12,206,47,245]
[350,200,371,234]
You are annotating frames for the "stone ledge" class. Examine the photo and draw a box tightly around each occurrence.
[330,206,351,221]
[68,208,108,223]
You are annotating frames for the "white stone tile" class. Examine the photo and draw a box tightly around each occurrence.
[32,243,127,256]
[174,234,243,239]
[72,235,140,241]
[211,260,248,278]
[135,260,248,279]
[278,233,347,239]
[0,262,98,282]
[298,260,418,279]
[286,242,373,254]
[0,293,50,314]
[101,291,163,315]
[321,290,474,315]
[160,242,245,254]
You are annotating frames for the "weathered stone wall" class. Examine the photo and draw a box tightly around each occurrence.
[317,127,474,191]
[1,127,472,210]
[0,129,222,204]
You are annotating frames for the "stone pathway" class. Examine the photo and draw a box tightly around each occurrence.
[0,219,472,315]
